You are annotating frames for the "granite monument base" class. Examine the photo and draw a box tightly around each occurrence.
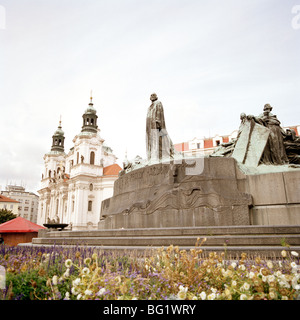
[99,157,300,229]
[99,157,253,229]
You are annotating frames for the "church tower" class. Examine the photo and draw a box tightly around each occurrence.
[81,95,98,134]
[37,92,121,230]
[51,119,65,152]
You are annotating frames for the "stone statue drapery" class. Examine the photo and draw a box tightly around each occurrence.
[146,93,175,162]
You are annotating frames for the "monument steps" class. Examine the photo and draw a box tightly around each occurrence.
[32,225,300,257]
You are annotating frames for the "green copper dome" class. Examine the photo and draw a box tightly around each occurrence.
[81,96,98,133]
[51,120,65,152]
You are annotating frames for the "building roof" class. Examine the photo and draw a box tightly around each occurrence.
[0,217,45,233]
[103,163,122,176]
[0,195,19,203]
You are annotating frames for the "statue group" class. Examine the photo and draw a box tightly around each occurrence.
[212,103,300,167]
[123,95,300,173]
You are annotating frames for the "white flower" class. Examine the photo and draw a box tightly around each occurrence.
[65,259,72,268]
[281,296,288,300]
[52,275,58,286]
[248,272,255,279]
[262,276,267,283]
[292,274,300,290]
[65,292,70,300]
[281,250,287,258]
[192,296,198,300]
[97,288,106,296]
[72,278,81,287]
[268,275,275,283]
[71,286,79,295]
[291,251,299,257]
[240,294,247,300]
[200,291,206,300]
[231,262,237,269]
[84,289,93,296]
[207,293,216,300]
[238,264,246,271]
[77,293,82,300]
[177,285,188,300]
[63,268,70,278]
[241,283,250,291]
[291,262,297,269]
[267,261,273,269]
[269,291,276,299]
[275,271,282,277]
[82,267,90,275]
[232,280,237,287]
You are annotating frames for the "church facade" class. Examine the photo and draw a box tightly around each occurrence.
[37,96,121,230]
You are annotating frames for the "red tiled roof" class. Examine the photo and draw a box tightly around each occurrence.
[0,216,45,233]
[0,195,19,203]
[103,163,122,176]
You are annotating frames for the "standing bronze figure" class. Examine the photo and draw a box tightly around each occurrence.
[146,93,175,162]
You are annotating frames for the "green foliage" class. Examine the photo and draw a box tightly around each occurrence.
[0,244,299,300]
[0,209,17,224]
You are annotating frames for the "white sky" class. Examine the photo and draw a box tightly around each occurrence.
[0,0,299,193]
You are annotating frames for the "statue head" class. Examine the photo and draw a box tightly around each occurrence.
[150,93,158,102]
[263,104,272,112]
[240,113,246,121]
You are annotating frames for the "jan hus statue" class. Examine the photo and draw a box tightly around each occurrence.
[146,93,175,162]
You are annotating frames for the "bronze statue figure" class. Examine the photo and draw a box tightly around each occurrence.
[146,93,175,162]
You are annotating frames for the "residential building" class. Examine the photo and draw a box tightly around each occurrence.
[1,185,39,223]
[0,194,19,215]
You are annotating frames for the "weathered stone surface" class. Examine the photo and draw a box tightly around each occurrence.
[251,204,300,225]
[246,172,287,205]
[283,171,300,203]
[100,157,252,229]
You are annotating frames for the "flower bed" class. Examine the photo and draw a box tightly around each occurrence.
[0,240,299,300]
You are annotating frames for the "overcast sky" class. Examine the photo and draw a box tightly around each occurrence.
[0,0,299,193]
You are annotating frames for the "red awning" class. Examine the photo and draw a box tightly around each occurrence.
[0,217,45,233]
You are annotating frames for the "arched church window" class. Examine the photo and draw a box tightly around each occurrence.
[89,183,93,191]
[57,167,60,174]
[90,151,95,165]
[88,200,92,211]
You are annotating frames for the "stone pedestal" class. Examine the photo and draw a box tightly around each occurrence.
[99,157,253,229]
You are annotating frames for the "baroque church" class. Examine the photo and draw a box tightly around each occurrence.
[37,96,122,230]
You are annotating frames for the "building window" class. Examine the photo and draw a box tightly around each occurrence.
[72,201,75,212]
[89,183,93,191]
[90,151,95,165]
[88,201,92,211]
[216,140,220,146]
